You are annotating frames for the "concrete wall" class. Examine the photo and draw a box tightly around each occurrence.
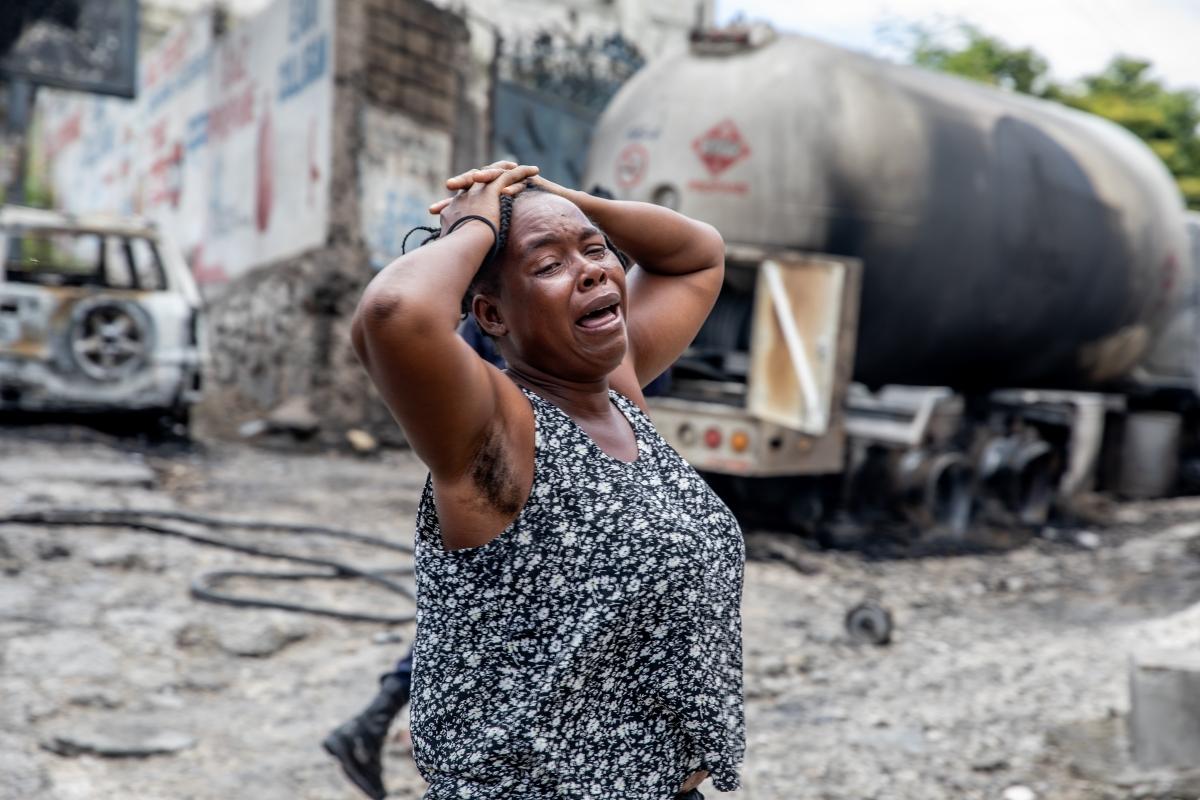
[198,0,480,442]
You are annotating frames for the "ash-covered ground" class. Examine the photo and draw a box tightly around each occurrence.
[3,425,1200,800]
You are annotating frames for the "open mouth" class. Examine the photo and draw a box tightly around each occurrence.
[576,302,621,330]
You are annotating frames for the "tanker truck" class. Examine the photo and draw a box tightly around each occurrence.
[582,26,1199,535]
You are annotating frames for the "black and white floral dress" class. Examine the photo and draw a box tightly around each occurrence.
[410,386,745,800]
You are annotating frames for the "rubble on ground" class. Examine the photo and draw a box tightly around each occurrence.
[3,427,1200,799]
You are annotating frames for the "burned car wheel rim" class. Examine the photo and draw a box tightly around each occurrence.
[68,299,153,382]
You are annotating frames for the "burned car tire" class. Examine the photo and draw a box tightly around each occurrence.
[845,601,893,646]
[66,297,155,382]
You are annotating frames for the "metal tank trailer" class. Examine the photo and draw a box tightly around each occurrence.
[583,26,1198,534]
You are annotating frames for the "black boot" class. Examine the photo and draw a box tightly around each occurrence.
[322,675,410,800]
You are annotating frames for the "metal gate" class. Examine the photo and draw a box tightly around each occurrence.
[492,32,643,189]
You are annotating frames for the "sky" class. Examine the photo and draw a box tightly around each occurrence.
[714,0,1200,92]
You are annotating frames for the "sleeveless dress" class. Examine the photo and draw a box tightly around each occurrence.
[409,386,745,800]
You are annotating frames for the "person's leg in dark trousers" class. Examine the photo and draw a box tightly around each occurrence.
[382,649,413,689]
[674,790,705,800]
[323,647,414,800]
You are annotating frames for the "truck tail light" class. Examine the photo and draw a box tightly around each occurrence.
[731,430,750,453]
[704,427,722,449]
[678,423,696,446]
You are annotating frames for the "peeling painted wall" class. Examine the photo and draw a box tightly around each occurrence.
[359,108,452,270]
[34,0,335,292]
[197,0,474,439]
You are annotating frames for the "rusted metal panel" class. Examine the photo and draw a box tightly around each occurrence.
[649,249,861,477]
[747,254,848,433]
[0,206,159,240]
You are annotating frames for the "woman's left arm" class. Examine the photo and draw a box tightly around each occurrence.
[561,189,726,386]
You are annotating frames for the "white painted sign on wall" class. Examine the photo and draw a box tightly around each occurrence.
[34,0,334,290]
[359,107,452,270]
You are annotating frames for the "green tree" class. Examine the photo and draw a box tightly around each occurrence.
[1058,57,1200,207]
[909,23,1052,97]
[904,25,1200,209]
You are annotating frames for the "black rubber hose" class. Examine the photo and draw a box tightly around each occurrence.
[0,508,416,624]
[191,569,414,625]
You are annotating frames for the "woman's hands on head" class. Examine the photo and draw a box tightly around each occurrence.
[498,173,579,203]
[429,161,541,231]
[428,164,586,217]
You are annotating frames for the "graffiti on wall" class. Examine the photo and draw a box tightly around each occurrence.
[359,107,451,270]
[33,0,334,290]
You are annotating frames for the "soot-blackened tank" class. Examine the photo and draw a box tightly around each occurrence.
[584,29,1193,390]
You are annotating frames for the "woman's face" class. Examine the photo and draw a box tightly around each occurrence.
[479,192,628,381]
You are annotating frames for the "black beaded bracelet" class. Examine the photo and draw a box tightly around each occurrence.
[446,214,500,262]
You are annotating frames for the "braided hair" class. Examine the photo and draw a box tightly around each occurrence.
[399,181,631,318]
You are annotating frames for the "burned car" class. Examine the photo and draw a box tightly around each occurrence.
[0,205,205,430]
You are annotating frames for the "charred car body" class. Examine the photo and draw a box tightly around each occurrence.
[0,206,205,429]
[585,28,1199,535]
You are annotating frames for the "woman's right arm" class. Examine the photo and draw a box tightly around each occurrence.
[350,164,537,479]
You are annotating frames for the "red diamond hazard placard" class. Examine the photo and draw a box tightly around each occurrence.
[692,119,750,177]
